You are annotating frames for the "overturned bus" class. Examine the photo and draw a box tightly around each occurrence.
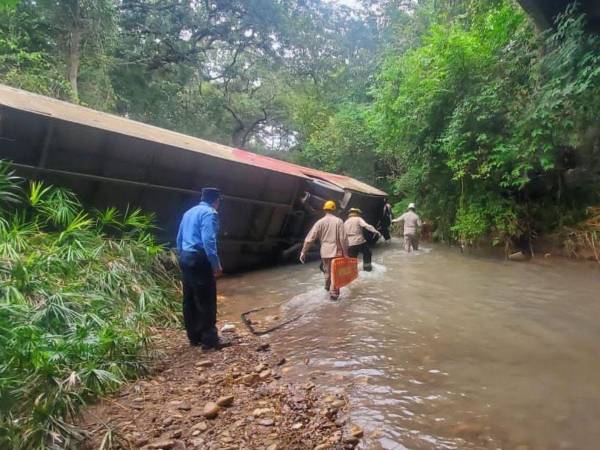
[0,84,387,272]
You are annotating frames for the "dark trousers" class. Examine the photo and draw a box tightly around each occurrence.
[348,242,372,271]
[380,217,391,241]
[380,226,391,241]
[179,250,218,346]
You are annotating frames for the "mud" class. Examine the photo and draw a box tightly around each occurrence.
[80,326,363,450]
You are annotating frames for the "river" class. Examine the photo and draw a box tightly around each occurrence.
[220,242,600,450]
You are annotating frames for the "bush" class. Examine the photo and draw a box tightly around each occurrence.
[371,2,600,247]
[0,161,181,449]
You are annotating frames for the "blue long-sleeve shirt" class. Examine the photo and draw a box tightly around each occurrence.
[176,202,221,269]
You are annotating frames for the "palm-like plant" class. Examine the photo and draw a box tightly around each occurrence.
[0,160,181,449]
[0,161,22,207]
[39,188,81,228]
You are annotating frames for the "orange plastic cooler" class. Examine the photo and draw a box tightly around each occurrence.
[331,257,359,290]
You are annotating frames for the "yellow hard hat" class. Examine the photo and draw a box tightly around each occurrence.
[323,200,337,211]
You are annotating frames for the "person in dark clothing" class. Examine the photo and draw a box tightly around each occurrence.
[176,187,226,349]
[344,208,380,271]
[380,198,393,241]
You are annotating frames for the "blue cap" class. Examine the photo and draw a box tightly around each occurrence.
[201,187,221,203]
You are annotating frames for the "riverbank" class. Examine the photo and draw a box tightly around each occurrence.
[80,325,364,450]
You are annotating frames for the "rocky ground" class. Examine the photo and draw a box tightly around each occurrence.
[80,325,364,450]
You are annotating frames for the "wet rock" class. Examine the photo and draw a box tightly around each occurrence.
[134,436,149,447]
[203,402,220,419]
[189,437,205,448]
[453,423,484,438]
[196,360,213,368]
[233,418,245,427]
[148,439,176,449]
[171,440,186,450]
[258,418,274,426]
[335,417,347,428]
[508,251,528,262]
[220,323,236,332]
[331,400,345,409]
[329,431,342,443]
[191,422,208,432]
[349,425,364,438]
[240,373,259,386]
[252,407,273,417]
[190,408,204,418]
[169,429,183,439]
[343,436,360,445]
[259,369,272,380]
[217,395,234,407]
[369,427,384,439]
[172,401,191,411]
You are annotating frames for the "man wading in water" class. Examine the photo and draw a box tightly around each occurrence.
[344,208,381,272]
[300,200,349,300]
[177,188,228,350]
[393,202,423,252]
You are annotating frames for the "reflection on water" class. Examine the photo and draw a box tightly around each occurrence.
[220,243,600,450]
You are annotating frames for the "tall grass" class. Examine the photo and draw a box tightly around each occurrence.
[0,161,181,449]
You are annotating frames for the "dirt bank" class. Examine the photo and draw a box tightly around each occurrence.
[80,325,364,450]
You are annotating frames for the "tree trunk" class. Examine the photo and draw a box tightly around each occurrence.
[231,126,246,148]
[231,112,268,148]
[68,27,83,101]
[68,1,83,101]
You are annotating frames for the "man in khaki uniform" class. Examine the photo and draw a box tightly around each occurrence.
[344,208,380,272]
[393,202,423,252]
[300,200,349,300]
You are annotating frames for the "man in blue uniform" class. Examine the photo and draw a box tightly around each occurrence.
[176,188,225,349]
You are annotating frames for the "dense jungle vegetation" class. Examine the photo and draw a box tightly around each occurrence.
[2,0,599,248]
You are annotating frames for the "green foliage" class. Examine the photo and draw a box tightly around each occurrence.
[0,6,72,98]
[0,0,19,9]
[0,162,180,449]
[299,103,380,184]
[369,1,600,247]
[0,161,22,207]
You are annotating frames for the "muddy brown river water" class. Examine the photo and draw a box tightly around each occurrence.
[220,242,600,450]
